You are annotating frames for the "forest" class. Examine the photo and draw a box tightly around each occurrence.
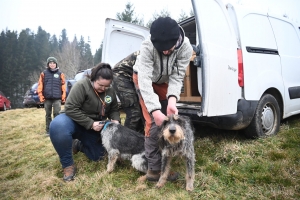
[0,2,192,108]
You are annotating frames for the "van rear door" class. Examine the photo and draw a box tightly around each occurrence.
[101,18,150,67]
[192,0,240,116]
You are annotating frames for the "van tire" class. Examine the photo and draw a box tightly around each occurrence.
[243,94,280,138]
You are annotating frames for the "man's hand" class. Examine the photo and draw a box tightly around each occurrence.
[167,97,178,115]
[152,110,166,126]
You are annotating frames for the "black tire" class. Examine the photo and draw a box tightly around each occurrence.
[243,94,280,138]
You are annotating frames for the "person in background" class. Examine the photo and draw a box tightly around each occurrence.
[132,17,193,181]
[112,51,144,134]
[49,63,120,182]
[38,57,66,136]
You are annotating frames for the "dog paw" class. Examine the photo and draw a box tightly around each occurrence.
[155,182,165,188]
[186,180,194,191]
[137,175,147,183]
[106,168,113,173]
[186,185,194,191]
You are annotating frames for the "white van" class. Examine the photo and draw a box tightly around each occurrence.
[102,0,300,138]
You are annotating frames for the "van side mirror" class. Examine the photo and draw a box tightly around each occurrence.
[192,45,201,67]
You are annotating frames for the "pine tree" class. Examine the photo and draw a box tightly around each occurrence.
[94,42,103,65]
[35,26,51,68]
[0,30,19,106]
[59,29,68,52]
[116,2,144,26]
[78,36,93,70]
[50,35,59,54]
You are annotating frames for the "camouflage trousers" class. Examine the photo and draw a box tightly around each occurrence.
[112,74,144,133]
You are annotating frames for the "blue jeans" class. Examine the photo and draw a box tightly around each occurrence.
[49,113,105,168]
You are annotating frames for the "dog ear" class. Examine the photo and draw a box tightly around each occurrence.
[173,114,179,120]
[165,116,170,121]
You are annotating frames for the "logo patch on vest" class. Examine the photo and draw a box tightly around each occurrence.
[105,95,112,104]
[54,74,59,78]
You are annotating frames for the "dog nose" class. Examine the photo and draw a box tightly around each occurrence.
[169,126,176,134]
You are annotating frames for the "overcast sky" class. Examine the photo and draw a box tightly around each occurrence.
[0,0,299,54]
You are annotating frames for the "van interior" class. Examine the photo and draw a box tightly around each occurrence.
[179,17,202,103]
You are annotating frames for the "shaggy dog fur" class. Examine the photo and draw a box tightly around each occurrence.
[100,123,147,173]
[156,114,195,191]
[101,114,195,191]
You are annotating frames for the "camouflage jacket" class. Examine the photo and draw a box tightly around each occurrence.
[113,51,140,78]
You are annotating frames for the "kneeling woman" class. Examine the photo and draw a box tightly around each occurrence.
[49,63,120,181]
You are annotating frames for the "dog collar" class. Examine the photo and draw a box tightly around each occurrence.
[102,122,112,131]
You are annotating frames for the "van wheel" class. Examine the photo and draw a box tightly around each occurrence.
[244,94,280,138]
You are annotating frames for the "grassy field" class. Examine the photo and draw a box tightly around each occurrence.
[0,107,299,200]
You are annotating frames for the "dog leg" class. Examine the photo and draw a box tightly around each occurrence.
[156,156,172,188]
[107,149,119,173]
[185,155,195,191]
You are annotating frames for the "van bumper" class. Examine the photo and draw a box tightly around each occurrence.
[178,99,258,130]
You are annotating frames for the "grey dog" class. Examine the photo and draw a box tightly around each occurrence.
[100,122,147,173]
[156,114,196,191]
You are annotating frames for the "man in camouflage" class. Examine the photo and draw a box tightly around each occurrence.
[112,51,144,133]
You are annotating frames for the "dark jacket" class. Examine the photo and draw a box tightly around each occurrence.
[38,68,66,102]
[61,77,120,130]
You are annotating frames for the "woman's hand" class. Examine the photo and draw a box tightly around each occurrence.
[91,121,104,131]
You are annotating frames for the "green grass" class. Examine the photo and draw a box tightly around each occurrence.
[0,108,299,199]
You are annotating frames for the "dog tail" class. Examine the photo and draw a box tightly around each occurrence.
[131,152,148,173]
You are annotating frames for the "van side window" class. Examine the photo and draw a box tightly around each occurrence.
[241,14,277,50]
[269,17,300,104]
[269,17,300,56]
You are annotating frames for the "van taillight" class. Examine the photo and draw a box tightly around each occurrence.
[237,49,244,87]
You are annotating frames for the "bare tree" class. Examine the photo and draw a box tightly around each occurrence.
[54,41,81,80]
[190,9,194,17]
[28,70,43,83]
[177,10,190,22]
